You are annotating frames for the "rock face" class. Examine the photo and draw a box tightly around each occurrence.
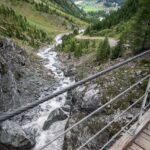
[43,108,68,130]
[0,121,35,150]
[0,38,56,113]
[0,38,56,149]
[0,39,25,111]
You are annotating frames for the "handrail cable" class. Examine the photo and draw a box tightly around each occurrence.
[77,94,145,150]
[99,113,140,150]
[0,50,150,123]
[100,100,150,150]
[39,75,149,150]
[146,102,150,109]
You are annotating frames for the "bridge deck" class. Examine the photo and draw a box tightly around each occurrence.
[110,109,150,150]
[127,123,150,150]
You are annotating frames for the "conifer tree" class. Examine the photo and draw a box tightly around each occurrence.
[111,37,124,59]
[69,39,76,52]
[131,0,150,53]
[74,44,82,58]
[96,37,111,63]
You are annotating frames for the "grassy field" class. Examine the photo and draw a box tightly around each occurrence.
[83,2,104,12]
[75,0,117,12]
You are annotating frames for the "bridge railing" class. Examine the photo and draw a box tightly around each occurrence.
[40,75,150,150]
[0,50,150,150]
[77,77,150,150]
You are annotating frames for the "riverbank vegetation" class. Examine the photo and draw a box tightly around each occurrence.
[58,33,125,63]
[58,33,101,59]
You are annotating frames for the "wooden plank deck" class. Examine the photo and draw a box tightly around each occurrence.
[110,109,150,150]
[128,123,150,150]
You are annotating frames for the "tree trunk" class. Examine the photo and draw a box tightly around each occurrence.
[141,20,150,51]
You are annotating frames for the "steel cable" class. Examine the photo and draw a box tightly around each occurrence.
[0,50,150,123]
[39,75,149,150]
[77,94,144,150]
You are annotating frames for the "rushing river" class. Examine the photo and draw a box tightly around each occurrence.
[23,34,74,150]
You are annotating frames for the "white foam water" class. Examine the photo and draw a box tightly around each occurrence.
[23,34,74,150]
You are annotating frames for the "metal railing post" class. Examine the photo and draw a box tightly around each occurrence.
[128,78,150,136]
[138,78,150,124]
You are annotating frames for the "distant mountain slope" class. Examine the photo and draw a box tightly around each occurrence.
[51,0,86,19]
[85,0,138,35]
[85,0,150,54]
[97,0,125,5]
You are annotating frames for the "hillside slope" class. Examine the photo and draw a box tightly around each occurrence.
[0,0,87,47]
[51,0,86,19]
[86,0,138,36]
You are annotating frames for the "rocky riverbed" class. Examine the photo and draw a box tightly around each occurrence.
[0,35,150,150]
[0,34,76,150]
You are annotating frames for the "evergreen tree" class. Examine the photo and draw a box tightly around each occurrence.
[74,44,82,58]
[131,0,150,53]
[86,0,139,34]
[69,39,76,52]
[96,37,111,63]
[111,37,124,59]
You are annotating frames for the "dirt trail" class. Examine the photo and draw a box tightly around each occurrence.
[75,34,118,47]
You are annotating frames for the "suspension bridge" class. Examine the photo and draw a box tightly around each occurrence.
[0,50,150,150]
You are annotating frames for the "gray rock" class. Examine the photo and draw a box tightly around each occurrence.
[62,105,71,112]
[70,86,101,111]
[43,108,68,130]
[0,121,35,150]
[24,126,39,141]
[64,65,76,77]
[127,114,134,119]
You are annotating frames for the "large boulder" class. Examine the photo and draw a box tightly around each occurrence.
[69,84,102,112]
[43,108,68,130]
[0,121,35,150]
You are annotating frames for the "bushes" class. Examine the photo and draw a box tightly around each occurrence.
[60,34,97,58]
[61,35,126,61]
